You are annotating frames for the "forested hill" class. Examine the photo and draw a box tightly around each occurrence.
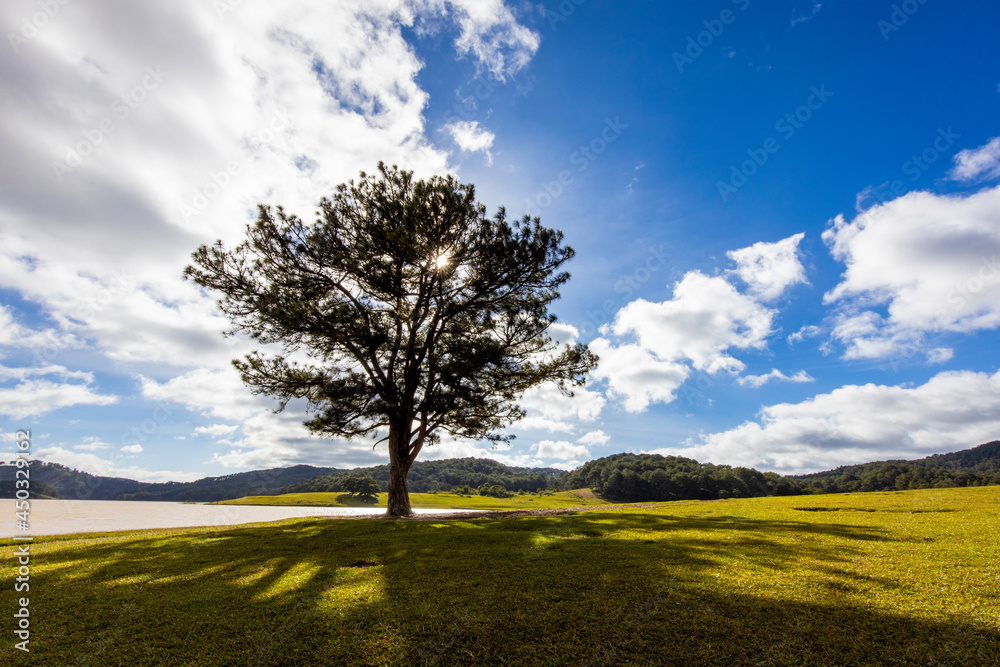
[563,453,808,501]
[0,457,563,501]
[561,440,1000,502]
[0,461,145,500]
[279,457,564,495]
[0,461,342,502]
[0,478,61,499]
[792,440,1000,493]
[3,441,996,502]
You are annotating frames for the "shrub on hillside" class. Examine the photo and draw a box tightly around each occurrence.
[477,483,513,498]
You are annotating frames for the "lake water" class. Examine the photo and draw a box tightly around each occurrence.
[2,499,478,537]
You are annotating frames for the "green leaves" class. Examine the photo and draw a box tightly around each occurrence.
[186,163,597,460]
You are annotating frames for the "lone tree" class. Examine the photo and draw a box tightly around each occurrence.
[342,475,380,504]
[185,163,596,517]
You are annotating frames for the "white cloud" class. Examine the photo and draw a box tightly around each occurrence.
[417,432,546,468]
[515,381,605,433]
[592,268,778,411]
[727,233,808,301]
[206,405,380,470]
[547,322,580,347]
[589,340,690,412]
[791,3,823,26]
[577,429,609,447]
[0,0,538,465]
[736,369,815,389]
[445,120,495,164]
[824,186,1000,359]
[0,305,83,354]
[140,368,265,422]
[75,437,112,451]
[531,439,590,460]
[787,324,822,345]
[0,0,474,371]
[927,347,954,364]
[0,365,117,419]
[650,369,1000,474]
[515,416,577,433]
[949,137,1000,182]
[0,363,92,383]
[546,459,585,471]
[193,423,240,437]
[433,0,540,81]
[827,312,910,360]
[609,272,774,373]
[138,368,369,470]
[32,445,202,483]
[121,444,143,454]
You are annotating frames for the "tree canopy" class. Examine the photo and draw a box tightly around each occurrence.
[185,163,596,516]
[341,476,380,504]
[565,453,808,501]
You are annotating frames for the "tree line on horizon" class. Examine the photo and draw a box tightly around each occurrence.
[3,441,998,503]
[793,440,1000,494]
[563,453,808,501]
[279,457,559,495]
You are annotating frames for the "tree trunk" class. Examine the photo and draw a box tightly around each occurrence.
[386,421,413,517]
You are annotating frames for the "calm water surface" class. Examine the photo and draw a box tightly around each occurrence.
[3,499,478,537]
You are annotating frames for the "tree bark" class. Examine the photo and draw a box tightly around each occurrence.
[386,421,413,517]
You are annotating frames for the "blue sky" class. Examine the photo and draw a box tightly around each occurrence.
[1,0,999,482]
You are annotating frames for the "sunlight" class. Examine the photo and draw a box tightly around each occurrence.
[433,251,450,269]
[233,563,277,588]
[317,566,387,613]
[255,560,323,601]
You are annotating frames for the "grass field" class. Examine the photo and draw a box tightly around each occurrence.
[3,486,999,665]
[214,488,613,510]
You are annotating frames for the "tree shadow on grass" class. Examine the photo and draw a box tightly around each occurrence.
[5,511,998,666]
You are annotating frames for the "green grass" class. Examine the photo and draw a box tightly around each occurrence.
[3,487,1000,665]
[214,488,614,510]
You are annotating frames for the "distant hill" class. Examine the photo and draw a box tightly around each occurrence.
[3,440,996,502]
[563,453,808,501]
[0,478,61,499]
[0,458,563,501]
[0,461,144,500]
[793,440,1000,493]
[279,457,565,495]
[561,440,1000,502]
[0,461,342,502]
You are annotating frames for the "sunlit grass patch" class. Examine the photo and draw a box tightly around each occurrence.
[256,560,323,601]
